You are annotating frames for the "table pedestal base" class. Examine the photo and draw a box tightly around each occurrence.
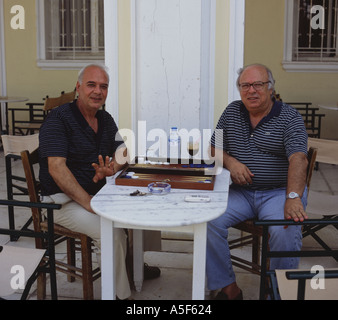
[100,217,207,300]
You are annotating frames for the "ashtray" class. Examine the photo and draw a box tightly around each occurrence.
[148,182,171,195]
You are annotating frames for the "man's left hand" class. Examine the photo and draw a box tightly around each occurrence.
[284,198,308,222]
[92,155,115,183]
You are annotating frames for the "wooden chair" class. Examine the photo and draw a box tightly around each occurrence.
[10,90,76,135]
[286,102,325,138]
[1,134,39,240]
[229,147,318,275]
[271,94,325,139]
[20,149,100,300]
[0,199,61,300]
[9,103,45,135]
[43,90,76,112]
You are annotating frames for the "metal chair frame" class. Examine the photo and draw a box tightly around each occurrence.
[1,134,39,241]
[255,219,338,300]
[0,199,61,300]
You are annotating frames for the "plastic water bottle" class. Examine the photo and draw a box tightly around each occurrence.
[169,127,180,160]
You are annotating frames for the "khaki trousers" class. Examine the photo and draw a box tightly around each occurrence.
[47,198,131,300]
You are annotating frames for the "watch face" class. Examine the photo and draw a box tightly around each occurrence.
[288,192,299,199]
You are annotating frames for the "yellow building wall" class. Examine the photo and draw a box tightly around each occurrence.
[244,0,338,139]
[214,0,230,126]
[3,0,78,109]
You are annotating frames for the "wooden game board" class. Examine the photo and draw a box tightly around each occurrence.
[115,162,216,190]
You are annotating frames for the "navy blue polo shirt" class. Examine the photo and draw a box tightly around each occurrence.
[39,100,124,196]
[211,100,308,190]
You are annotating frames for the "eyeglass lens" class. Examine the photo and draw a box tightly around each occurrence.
[240,81,269,91]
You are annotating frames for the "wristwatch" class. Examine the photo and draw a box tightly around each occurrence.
[286,192,300,199]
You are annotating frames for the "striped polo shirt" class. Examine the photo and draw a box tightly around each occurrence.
[39,100,124,196]
[211,100,308,190]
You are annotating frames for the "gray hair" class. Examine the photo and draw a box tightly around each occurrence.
[78,63,110,84]
[236,63,275,91]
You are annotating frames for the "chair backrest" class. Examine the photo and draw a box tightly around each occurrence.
[1,134,39,157]
[308,137,338,165]
[0,245,45,298]
[272,92,283,101]
[20,149,44,249]
[1,134,39,201]
[44,90,76,111]
[0,199,60,300]
[306,146,318,192]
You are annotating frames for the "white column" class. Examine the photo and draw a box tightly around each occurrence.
[0,0,7,131]
[100,217,116,300]
[192,223,207,300]
[200,0,216,131]
[227,0,245,104]
[133,229,144,292]
[104,0,119,123]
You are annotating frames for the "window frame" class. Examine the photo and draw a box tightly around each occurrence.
[36,0,104,70]
[283,0,338,72]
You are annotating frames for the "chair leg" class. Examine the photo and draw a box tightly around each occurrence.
[80,236,94,300]
[36,270,46,300]
[259,226,269,300]
[125,229,134,289]
[67,238,76,282]
[6,157,16,241]
[252,234,261,272]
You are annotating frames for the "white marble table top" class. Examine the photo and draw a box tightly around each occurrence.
[318,104,338,111]
[0,96,28,103]
[91,168,230,228]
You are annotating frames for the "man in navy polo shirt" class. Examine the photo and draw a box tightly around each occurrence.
[207,64,308,300]
[40,64,136,299]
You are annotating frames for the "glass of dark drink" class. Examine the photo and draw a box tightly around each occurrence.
[188,142,199,158]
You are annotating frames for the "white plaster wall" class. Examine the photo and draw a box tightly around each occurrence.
[135,0,202,134]
[0,0,7,131]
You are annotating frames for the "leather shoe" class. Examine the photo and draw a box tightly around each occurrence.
[214,289,243,300]
[144,263,161,280]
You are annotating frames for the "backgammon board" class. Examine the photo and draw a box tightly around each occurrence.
[115,161,216,190]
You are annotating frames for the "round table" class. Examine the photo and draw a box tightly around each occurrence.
[91,168,230,300]
[318,104,338,111]
[0,96,29,134]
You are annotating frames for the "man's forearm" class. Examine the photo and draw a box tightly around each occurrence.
[284,152,309,221]
[48,157,94,213]
[210,146,231,169]
[113,146,129,172]
[210,146,254,185]
[287,152,308,196]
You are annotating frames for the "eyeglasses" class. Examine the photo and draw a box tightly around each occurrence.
[238,81,271,92]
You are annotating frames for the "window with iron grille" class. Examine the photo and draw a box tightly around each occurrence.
[296,0,337,61]
[283,0,338,71]
[37,0,104,67]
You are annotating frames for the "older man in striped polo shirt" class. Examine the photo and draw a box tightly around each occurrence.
[207,64,309,300]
